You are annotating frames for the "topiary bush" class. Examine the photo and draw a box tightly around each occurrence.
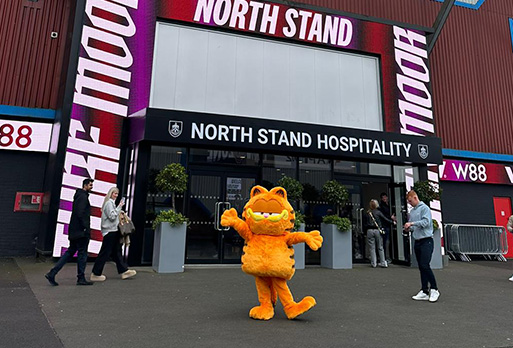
[277,176,303,202]
[412,180,442,205]
[293,210,305,231]
[156,163,188,211]
[322,180,349,215]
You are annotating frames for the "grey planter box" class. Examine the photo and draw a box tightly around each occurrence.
[152,222,187,273]
[410,228,443,270]
[320,223,352,269]
[292,223,306,270]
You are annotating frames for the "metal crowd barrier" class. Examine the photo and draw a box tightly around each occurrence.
[445,224,508,262]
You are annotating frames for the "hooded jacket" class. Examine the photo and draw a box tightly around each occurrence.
[68,189,91,240]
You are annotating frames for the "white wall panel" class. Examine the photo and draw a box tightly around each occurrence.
[234,37,264,116]
[262,41,290,120]
[289,46,316,121]
[175,28,208,111]
[151,23,383,131]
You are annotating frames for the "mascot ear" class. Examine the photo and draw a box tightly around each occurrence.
[250,185,268,198]
[270,187,288,200]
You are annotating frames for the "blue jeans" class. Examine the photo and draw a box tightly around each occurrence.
[49,237,90,281]
[414,237,437,293]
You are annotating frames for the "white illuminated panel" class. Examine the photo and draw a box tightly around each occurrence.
[0,120,52,152]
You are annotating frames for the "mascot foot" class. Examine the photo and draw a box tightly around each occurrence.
[249,305,274,320]
[284,296,316,320]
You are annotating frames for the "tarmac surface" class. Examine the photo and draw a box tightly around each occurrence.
[2,257,513,348]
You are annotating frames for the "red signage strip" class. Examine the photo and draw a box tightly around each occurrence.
[440,159,513,185]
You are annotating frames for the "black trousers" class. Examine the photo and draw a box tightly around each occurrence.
[414,237,438,292]
[92,231,128,276]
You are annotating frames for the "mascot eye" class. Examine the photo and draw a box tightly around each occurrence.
[269,213,279,216]
[253,212,265,216]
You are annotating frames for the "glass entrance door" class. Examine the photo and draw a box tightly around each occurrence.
[389,183,410,265]
[186,171,256,263]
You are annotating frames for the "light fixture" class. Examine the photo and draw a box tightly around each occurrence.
[177,151,183,154]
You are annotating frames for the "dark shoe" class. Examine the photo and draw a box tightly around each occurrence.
[76,279,94,286]
[45,273,59,286]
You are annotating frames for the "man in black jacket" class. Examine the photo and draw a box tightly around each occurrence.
[45,178,94,286]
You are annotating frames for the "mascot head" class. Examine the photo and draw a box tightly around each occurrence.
[242,186,295,235]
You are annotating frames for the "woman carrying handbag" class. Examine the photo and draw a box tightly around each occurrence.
[90,187,137,282]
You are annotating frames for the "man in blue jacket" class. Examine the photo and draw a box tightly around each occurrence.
[404,190,440,302]
[45,178,95,286]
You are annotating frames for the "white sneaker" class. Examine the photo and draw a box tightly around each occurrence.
[379,261,388,268]
[509,275,513,282]
[412,290,430,301]
[90,274,106,282]
[429,289,440,302]
[121,269,137,280]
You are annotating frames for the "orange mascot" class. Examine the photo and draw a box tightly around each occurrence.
[221,186,323,320]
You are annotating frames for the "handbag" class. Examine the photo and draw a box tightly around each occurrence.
[119,212,135,236]
[368,212,385,235]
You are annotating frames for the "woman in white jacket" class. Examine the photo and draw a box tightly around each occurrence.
[91,187,136,282]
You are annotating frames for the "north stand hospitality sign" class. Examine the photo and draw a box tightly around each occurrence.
[141,109,442,165]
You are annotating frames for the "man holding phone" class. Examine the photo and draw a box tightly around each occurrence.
[404,190,440,303]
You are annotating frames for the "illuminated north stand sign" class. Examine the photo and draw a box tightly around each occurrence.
[158,0,435,136]
[137,109,442,165]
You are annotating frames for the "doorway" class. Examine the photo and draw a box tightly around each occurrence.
[493,197,512,259]
[186,169,257,263]
[389,183,410,265]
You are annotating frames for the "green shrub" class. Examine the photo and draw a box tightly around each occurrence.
[293,210,305,231]
[322,215,351,231]
[277,176,303,202]
[152,210,189,230]
[412,180,442,205]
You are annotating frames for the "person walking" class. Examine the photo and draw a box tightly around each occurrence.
[507,214,513,281]
[45,178,95,286]
[364,199,394,268]
[404,190,440,302]
[90,187,136,282]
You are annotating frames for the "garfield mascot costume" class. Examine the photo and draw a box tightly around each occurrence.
[221,186,323,320]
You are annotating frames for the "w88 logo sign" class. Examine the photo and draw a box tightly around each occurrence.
[0,120,52,152]
[0,123,32,148]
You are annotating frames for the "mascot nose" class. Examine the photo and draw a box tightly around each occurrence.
[263,213,269,218]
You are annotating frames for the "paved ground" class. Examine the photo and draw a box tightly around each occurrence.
[2,257,513,348]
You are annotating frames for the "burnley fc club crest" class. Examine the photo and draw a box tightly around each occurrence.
[168,121,183,138]
[418,144,429,160]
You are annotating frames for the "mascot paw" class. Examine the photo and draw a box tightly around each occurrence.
[249,305,274,320]
[284,296,316,320]
[306,231,323,251]
[221,208,239,227]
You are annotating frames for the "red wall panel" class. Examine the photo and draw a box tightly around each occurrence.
[0,0,73,110]
[293,0,513,155]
